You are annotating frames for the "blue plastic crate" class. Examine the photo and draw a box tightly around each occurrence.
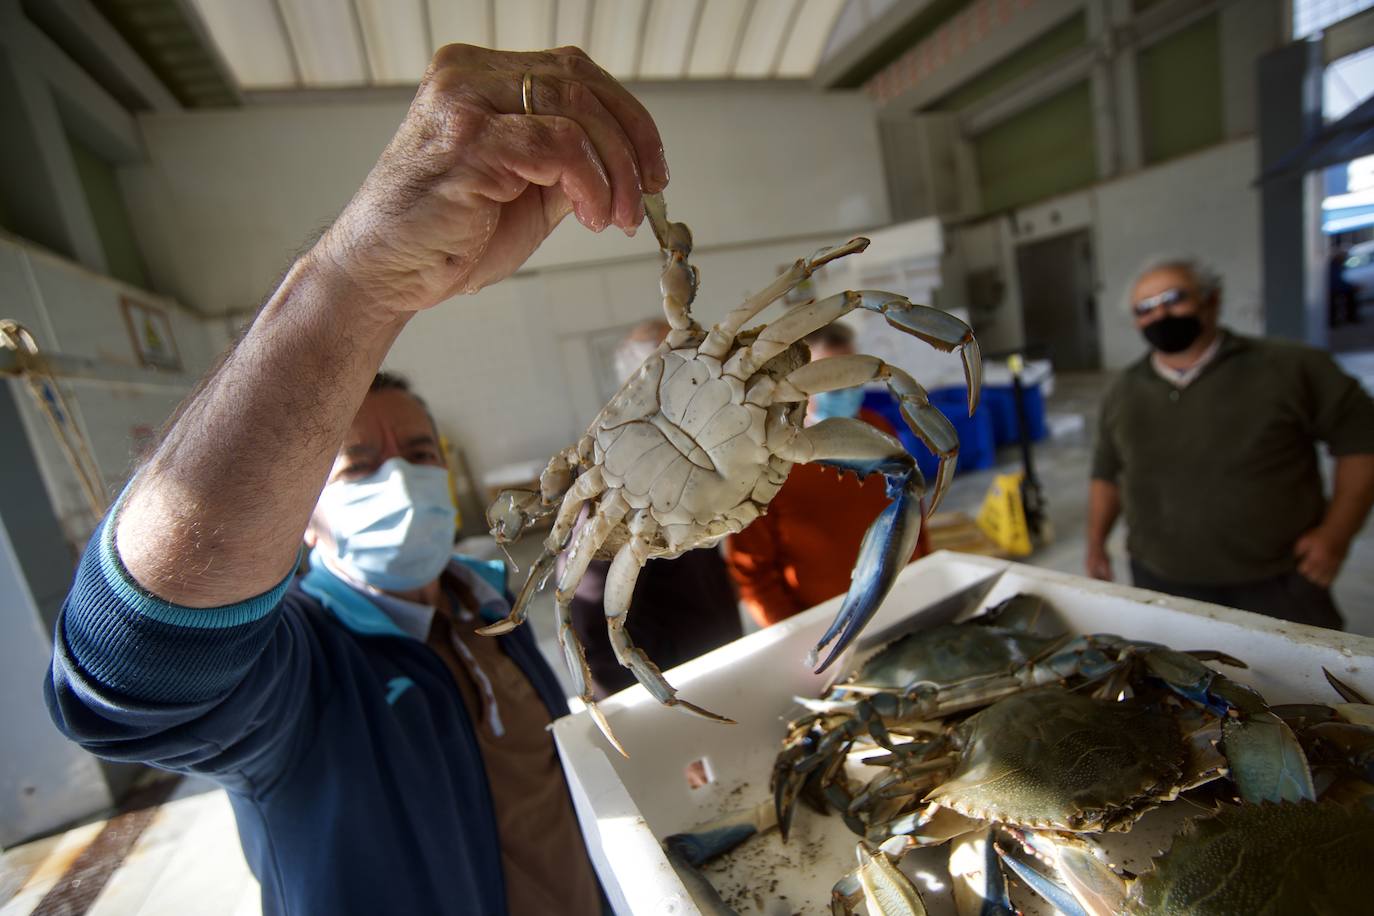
[861,387,995,482]
[981,383,1047,447]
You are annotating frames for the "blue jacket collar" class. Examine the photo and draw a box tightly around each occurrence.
[301,554,511,640]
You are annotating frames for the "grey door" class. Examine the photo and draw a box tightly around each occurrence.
[1015,230,1100,371]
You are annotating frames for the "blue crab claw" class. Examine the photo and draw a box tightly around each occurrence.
[994,838,1093,916]
[947,830,1016,916]
[663,801,776,867]
[858,295,983,415]
[1139,645,1315,802]
[1220,712,1316,803]
[854,839,927,915]
[812,460,925,674]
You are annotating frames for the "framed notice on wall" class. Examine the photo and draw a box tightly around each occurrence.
[120,296,182,372]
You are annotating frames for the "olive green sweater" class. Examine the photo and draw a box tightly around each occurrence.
[1092,331,1374,585]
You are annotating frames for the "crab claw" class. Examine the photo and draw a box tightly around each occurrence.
[485,487,545,543]
[812,461,925,673]
[1138,645,1315,803]
[664,801,777,868]
[994,836,1095,916]
[1325,667,1371,704]
[859,296,983,415]
[856,840,927,915]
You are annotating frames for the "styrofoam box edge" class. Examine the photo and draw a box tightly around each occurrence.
[553,551,1374,915]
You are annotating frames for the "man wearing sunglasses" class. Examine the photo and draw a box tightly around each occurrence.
[1086,257,1374,629]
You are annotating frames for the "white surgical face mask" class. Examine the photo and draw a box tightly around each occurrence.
[314,457,456,592]
[812,387,866,421]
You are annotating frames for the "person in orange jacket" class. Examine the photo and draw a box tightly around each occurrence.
[724,323,931,627]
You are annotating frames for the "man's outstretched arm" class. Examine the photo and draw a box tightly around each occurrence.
[115,45,668,608]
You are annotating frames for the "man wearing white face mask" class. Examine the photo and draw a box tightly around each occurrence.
[44,44,666,916]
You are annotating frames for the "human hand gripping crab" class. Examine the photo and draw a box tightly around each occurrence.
[481,193,981,754]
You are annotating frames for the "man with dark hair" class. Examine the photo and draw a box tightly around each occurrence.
[45,43,667,915]
[1087,255,1374,628]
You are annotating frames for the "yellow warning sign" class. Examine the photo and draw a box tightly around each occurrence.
[976,472,1033,557]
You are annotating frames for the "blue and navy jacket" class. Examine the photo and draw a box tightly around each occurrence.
[45,513,573,916]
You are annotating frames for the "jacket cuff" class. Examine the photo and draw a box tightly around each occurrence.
[96,506,290,628]
[60,508,295,705]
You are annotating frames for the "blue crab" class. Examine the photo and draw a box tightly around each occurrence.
[769,596,1318,914]
[774,622,1314,840]
[992,668,1374,915]
[481,193,981,753]
[999,801,1374,916]
[772,593,1065,834]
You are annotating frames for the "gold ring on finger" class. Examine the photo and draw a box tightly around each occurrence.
[522,71,535,115]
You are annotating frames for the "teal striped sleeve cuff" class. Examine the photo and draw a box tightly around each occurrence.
[60,503,298,704]
[96,506,292,628]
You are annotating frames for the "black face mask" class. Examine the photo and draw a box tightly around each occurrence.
[1142,314,1203,353]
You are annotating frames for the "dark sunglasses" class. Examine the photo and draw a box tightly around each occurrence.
[1131,287,1192,317]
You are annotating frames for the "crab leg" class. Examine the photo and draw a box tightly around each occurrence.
[698,238,870,362]
[862,298,982,414]
[644,193,702,343]
[662,801,777,868]
[558,492,632,753]
[604,511,736,727]
[948,830,1016,916]
[727,290,982,416]
[771,417,926,673]
[774,355,961,511]
[477,467,606,638]
[995,829,1122,916]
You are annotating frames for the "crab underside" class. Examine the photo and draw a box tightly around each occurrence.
[481,192,983,754]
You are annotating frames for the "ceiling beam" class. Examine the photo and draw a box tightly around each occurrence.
[24,0,181,113]
[811,0,946,89]
[725,0,756,76]
[0,9,140,161]
[863,0,1084,117]
[959,45,1094,135]
[269,0,304,85]
[1324,3,1374,63]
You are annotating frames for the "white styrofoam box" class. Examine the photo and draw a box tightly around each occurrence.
[553,551,1374,916]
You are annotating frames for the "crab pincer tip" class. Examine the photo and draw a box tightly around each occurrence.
[589,703,629,758]
[963,338,983,416]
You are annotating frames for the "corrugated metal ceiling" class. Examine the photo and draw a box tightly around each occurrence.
[186,0,851,92]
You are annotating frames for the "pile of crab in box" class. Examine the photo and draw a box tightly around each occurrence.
[554,554,1373,915]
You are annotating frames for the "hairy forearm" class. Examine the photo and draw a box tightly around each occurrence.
[1086,479,1121,551]
[1323,453,1374,543]
[116,254,409,607]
